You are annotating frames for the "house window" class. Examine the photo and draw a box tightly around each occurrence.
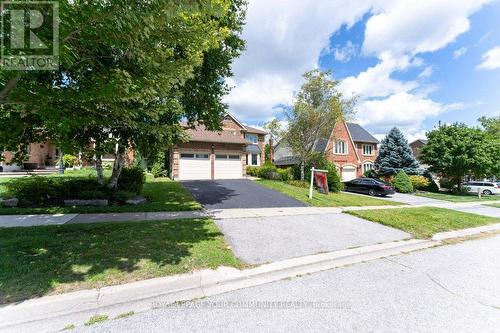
[363,162,374,173]
[362,144,373,156]
[334,140,347,155]
[251,154,258,165]
[245,134,258,144]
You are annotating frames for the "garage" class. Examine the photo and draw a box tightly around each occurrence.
[341,166,357,182]
[178,153,211,180]
[214,154,243,179]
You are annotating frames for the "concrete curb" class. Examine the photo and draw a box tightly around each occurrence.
[0,239,437,333]
[432,222,500,241]
[207,207,342,220]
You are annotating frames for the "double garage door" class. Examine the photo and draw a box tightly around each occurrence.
[178,152,242,180]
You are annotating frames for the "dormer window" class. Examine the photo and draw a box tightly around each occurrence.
[245,133,258,144]
[334,140,347,155]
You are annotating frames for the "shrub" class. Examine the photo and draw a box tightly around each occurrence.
[150,162,168,178]
[246,166,259,177]
[439,177,455,192]
[63,154,78,168]
[325,163,344,193]
[6,176,60,205]
[393,171,413,193]
[277,168,294,181]
[257,164,278,179]
[118,167,146,194]
[409,175,430,190]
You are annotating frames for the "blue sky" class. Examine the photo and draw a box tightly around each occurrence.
[225,0,500,141]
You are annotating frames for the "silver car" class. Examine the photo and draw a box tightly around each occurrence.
[462,181,500,195]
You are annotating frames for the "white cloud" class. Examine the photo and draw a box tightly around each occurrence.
[453,47,468,59]
[339,52,418,98]
[226,0,492,136]
[477,46,500,70]
[356,92,463,137]
[363,0,490,57]
[333,41,357,62]
[418,66,433,79]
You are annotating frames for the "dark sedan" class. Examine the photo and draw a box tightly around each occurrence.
[344,178,395,196]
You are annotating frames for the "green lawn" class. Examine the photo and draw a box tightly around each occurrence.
[256,179,404,207]
[416,191,500,203]
[0,218,241,304]
[0,170,201,214]
[347,207,500,239]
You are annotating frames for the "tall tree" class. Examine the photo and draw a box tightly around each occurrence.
[479,115,500,137]
[374,127,420,176]
[420,123,500,189]
[283,69,355,180]
[0,0,246,188]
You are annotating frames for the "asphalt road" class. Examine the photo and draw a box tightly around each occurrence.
[181,179,307,209]
[77,234,500,333]
[216,213,410,264]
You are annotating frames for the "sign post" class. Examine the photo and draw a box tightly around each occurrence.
[309,167,329,199]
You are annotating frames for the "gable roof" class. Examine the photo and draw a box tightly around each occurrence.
[345,123,379,144]
[244,125,267,135]
[224,112,246,130]
[410,139,428,145]
[185,125,251,144]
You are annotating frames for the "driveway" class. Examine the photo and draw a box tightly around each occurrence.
[215,213,410,264]
[181,179,307,209]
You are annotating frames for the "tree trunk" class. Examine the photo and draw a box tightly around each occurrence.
[95,155,105,186]
[108,145,125,190]
[456,177,462,192]
[300,160,305,181]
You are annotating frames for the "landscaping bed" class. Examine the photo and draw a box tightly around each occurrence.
[416,191,500,203]
[256,179,404,207]
[0,218,241,304]
[0,170,201,214]
[346,207,500,239]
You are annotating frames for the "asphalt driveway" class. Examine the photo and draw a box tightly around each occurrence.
[215,213,410,264]
[182,179,308,209]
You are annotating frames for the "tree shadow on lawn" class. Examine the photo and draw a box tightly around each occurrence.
[0,218,238,304]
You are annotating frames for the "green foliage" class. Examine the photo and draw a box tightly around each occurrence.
[63,155,78,168]
[421,123,500,188]
[0,0,246,189]
[479,115,500,137]
[393,171,413,193]
[293,154,343,192]
[439,177,456,192]
[277,168,293,181]
[117,167,146,194]
[375,127,420,176]
[149,151,169,178]
[246,166,259,177]
[112,191,136,204]
[408,175,430,190]
[281,69,355,180]
[421,172,440,193]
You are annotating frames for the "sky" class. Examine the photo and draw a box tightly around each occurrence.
[224,0,500,142]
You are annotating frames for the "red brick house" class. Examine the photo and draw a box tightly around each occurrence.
[274,121,379,181]
[170,114,267,180]
[409,139,427,161]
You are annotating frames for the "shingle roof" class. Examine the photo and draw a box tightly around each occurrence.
[274,156,300,166]
[346,123,379,144]
[185,125,251,144]
[245,144,261,154]
[244,125,267,135]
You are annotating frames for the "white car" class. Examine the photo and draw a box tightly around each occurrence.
[462,181,500,195]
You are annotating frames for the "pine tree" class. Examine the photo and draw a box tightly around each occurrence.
[375,127,420,176]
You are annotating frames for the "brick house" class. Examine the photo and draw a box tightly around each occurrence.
[409,139,427,161]
[274,121,379,181]
[1,142,59,171]
[170,114,267,180]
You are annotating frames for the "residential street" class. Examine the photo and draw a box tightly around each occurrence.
[76,234,500,333]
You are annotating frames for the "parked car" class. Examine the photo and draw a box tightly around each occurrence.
[462,181,500,195]
[344,178,395,196]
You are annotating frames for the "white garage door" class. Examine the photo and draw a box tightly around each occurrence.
[341,166,357,182]
[178,153,211,180]
[214,154,242,179]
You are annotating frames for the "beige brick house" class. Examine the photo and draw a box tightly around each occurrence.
[170,114,267,180]
[1,142,59,171]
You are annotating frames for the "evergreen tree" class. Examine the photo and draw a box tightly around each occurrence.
[375,127,420,176]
